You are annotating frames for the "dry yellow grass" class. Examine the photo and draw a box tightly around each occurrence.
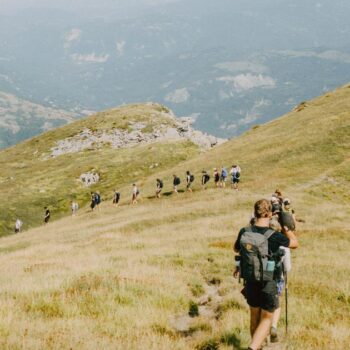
[0,185,348,349]
[0,85,349,349]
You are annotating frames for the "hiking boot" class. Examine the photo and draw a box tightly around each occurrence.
[270,326,279,343]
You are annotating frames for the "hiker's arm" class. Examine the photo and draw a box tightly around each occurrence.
[233,237,240,253]
[233,229,244,252]
[283,227,299,249]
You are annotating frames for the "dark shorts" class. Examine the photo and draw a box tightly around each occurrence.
[232,178,240,184]
[244,281,279,312]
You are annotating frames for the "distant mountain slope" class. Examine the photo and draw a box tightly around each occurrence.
[0,92,80,148]
[1,1,350,140]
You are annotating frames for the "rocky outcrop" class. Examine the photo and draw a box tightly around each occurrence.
[80,172,100,187]
[49,109,226,158]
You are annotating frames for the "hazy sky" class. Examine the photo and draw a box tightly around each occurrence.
[0,0,183,14]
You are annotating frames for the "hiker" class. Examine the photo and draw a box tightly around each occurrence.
[274,189,284,206]
[233,199,298,350]
[201,170,210,189]
[132,184,139,204]
[220,166,228,187]
[173,175,181,194]
[213,168,220,187]
[44,207,51,224]
[90,192,96,211]
[94,192,101,211]
[156,179,163,198]
[186,171,194,192]
[269,211,295,343]
[271,195,282,216]
[14,218,23,233]
[283,198,296,220]
[71,201,79,216]
[90,192,101,211]
[230,164,241,190]
[113,190,121,206]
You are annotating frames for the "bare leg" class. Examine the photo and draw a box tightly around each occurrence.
[250,307,261,337]
[249,309,273,350]
[272,306,281,329]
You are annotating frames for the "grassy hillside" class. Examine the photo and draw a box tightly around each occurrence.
[0,86,349,349]
[0,103,200,235]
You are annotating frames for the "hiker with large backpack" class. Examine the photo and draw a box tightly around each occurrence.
[173,175,181,194]
[201,170,210,189]
[230,164,241,190]
[186,171,194,192]
[156,179,163,198]
[233,199,298,350]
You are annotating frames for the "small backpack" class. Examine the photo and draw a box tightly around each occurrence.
[190,174,195,182]
[95,193,101,204]
[174,177,181,186]
[159,181,163,189]
[235,172,241,179]
[240,227,275,282]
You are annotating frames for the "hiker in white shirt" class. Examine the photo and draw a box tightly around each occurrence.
[15,219,23,233]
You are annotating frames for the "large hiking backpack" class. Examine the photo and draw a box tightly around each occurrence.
[95,193,101,204]
[174,177,181,186]
[190,174,195,182]
[159,180,163,189]
[240,228,275,282]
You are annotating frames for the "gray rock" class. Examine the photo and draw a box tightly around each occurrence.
[49,107,227,158]
[80,172,100,187]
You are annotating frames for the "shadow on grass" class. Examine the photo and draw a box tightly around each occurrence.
[146,190,186,199]
[163,191,174,197]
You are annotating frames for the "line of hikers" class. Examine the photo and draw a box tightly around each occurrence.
[234,190,298,350]
[13,165,241,232]
[89,165,242,211]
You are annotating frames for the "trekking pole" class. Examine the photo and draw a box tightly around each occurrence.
[285,271,288,334]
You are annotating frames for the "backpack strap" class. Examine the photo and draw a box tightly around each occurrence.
[264,228,275,240]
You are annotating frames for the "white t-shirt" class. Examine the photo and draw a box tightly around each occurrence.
[15,219,22,230]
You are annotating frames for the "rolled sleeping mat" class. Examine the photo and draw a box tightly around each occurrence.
[280,246,292,272]
[279,211,296,231]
